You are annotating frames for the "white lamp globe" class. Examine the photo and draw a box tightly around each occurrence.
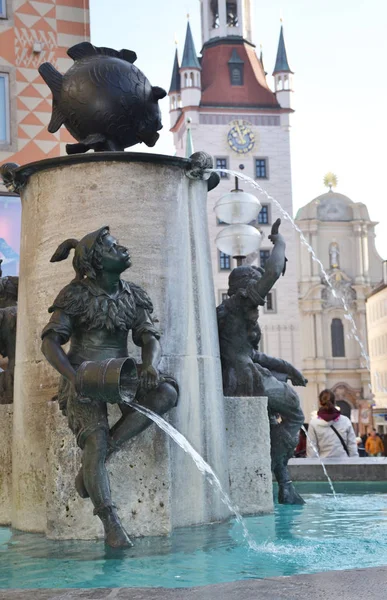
[214,191,262,225]
[215,224,262,257]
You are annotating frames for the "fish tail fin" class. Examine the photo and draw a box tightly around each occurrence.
[38,62,63,101]
[39,63,65,132]
[47,101,65,133]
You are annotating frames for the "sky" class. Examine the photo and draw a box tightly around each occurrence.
[90,0,387,258]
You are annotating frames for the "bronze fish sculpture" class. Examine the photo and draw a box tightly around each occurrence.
[38,42,167,154]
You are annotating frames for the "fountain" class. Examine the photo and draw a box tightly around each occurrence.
[0,42,274,547]
[1,41,386,595]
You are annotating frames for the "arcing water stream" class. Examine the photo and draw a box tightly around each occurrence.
[212,168,372,372]
[121,395,260,552]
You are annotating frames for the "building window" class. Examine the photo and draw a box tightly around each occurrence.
[0,73,10,143]
[0,1,6,18]
[264,290,276,313]
[260,249,270,269]
[219,252,231,270]
[215,157,229,178]
[258,204,269,225]
[255,159,267,179]
[0,195,21,276]
[218,290,228,303]
[331,318,345,357]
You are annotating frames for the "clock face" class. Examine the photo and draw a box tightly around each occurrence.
[227,120,255,154]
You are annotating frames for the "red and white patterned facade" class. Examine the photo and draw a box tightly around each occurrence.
[0,0,90,177]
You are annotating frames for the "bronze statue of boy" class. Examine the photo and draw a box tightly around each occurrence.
[41,227,178,548]
[217,219,306,504]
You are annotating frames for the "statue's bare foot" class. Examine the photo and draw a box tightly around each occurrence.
[75,467,89,499]
[278,481,305,505]
[98,506,133,549]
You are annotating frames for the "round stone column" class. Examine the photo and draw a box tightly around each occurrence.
[11,152,230,535]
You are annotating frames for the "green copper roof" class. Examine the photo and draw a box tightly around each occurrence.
[273,25,292,75]
[181,21,201,69]
[185,122,194,157]
[169,48,181,93]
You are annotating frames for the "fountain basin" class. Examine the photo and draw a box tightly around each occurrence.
[289,457,387,481]
[0,482,386,589]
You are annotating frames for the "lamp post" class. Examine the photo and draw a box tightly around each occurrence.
[214,177,263,266]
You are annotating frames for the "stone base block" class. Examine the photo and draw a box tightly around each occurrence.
[0,405,13,525]
[225,397,273,515]
[45,402,171,540]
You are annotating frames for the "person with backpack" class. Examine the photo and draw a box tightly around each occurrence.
[307,389,358,458]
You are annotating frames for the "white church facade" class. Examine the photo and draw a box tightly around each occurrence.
[296,188,384,428]
[168,0,301,367]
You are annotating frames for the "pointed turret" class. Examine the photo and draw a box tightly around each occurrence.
[273,25,292,75]
[169,48,181,94]
[180,19,201,114]
[181,21,201,69]
[259,44,267,77]
[168,47,182,129]
[185,118,194,157]
[272,23,294,119]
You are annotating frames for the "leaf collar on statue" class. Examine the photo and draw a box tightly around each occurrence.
[49,278,154,331]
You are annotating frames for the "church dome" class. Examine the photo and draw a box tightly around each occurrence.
[296,190,370,222]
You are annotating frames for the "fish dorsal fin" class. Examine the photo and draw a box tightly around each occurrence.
[38,63,63,103]
[118,49,137,64]
[67,42,98,61]
[68,42,137,64]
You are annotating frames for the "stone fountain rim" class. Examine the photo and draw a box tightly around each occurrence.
[13,151,190,180]
[9,151,220,192]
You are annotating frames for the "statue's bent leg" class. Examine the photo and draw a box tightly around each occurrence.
[268,385,305,505]
[109,381,178,452]
[82,428,133,548]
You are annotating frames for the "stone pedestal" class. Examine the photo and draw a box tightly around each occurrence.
[0,405,13,525]
[12,152,230,537]
[225,397,273,515]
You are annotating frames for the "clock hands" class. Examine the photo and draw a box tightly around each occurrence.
[234,121,245,144]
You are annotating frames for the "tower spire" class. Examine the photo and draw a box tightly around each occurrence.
[273,24,292,75]
[169,47,181,94]
[181,21,201,69]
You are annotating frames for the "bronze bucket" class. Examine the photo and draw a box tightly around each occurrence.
[75,357,138,404]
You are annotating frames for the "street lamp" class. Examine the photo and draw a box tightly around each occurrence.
[214,177,262,266]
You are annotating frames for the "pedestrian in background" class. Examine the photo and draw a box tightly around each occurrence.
[365,429,385,456]
[307,389,358,458]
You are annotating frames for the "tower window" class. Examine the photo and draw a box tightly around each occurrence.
[258,204,269,225]
[331,318,345,357]
[190,72,195,87]
[231,67,243,86]
[228,49,244,86]
[226,1,238,26]
[210,0,219,28]
[219,252,231,270]
[255,159,268,179]
[0,73,10,143]
[215,157,229,178]
[260,250,270,269]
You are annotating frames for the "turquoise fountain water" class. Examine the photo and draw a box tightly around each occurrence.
[1,483,386,589]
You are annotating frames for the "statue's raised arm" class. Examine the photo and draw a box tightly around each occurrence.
[253,218,287,300]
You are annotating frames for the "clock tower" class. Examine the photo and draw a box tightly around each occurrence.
[169,4,301,368]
